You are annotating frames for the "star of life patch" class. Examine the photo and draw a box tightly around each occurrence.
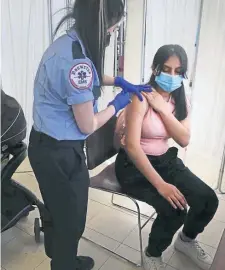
[69,62,93,90]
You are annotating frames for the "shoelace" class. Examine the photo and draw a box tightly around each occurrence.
[193,241,208,258]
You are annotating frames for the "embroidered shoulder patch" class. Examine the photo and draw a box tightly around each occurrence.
[69,63,93,90]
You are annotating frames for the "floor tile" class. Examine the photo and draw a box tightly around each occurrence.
[88,188,113,207]
[16,157,33,173]
[112,195,156,217]
[1,227,25,246]
[123,217,176,263]
[78,239,111,270]
[83,227,120,251]
[115,244,142,266]
[221,178,225,193]
[197,219,225,248]
[15,208,40,235]
[214,199,225,223]
[35,258,50,270]
[86,200,109,222]
[123,219,153,251]
[165,266,177,270]
[1,230,46,270]
[217,193,225,201]
[99,256,138,270]
[12,173,39,193]
[168,243,216,270]
[87,206,137,242]
[36,238,112,270]
[89,188,156,219]
[16,172,43,201]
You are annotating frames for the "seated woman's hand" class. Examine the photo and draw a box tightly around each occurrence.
[142,90,170,114]
[157,182,187,210]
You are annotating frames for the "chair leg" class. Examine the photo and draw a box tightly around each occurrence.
[83,192,155,268]
[129,197,145,268]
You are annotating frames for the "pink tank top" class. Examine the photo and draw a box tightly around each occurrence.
[140,97,175,156]
[114,97,189,156]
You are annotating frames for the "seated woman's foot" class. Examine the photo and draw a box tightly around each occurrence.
[144,249,166,269]
[174,233,212,270]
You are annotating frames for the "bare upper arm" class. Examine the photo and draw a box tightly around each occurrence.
[180,96,191,132]
[125,94,148,147]
[180,116,190,132]
[72,101,95,134]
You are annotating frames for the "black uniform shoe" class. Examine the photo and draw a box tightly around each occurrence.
[77,256,95,270]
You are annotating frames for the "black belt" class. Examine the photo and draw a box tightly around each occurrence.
[30,128,85,149]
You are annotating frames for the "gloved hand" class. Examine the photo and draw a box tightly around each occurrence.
[108,90,131,114]
[114,76,152,101]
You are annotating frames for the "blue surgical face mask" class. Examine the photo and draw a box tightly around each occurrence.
[155,72,183,93]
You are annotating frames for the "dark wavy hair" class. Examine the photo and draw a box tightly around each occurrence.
[55,0,124,86]
[148,44,188,121]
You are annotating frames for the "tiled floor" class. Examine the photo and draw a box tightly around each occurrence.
[1,158,225,270]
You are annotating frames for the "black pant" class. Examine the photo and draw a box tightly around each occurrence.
[28,129,90,270]
[115,147,218,257]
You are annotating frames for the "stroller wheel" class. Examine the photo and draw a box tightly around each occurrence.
[34,218,41,243]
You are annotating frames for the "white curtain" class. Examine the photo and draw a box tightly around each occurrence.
[185,0,225,187]
[144,0,201,84]
[1,0,50,142]
[1,0,73,143]
[1,0,115,140]
[52,0,68,40]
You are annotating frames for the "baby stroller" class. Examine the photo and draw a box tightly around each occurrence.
[1,89,49,245]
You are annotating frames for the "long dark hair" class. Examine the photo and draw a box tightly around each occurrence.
[148,45,188,121]
[55,0,124,85]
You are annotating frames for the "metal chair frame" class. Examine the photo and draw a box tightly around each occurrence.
[82,187,156,268]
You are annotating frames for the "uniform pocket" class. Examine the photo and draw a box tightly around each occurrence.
[69,145,88,181]
[48,146,81,182]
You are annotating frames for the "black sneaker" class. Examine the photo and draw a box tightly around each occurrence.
[77,256,95,270]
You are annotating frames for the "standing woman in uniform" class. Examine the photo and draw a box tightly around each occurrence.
[28,1,150,270]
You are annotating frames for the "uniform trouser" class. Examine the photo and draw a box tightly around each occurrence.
[115,147,219,257]
[28,129,89,270]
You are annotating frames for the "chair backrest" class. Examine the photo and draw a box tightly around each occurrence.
[86,116,117,170]
[1,143,27,184]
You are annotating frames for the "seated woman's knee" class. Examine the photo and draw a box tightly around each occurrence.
[157,200,187,220]
[196,186,219,215]
[206,188,219,213]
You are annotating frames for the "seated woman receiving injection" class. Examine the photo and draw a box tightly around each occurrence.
[115,45,218,270]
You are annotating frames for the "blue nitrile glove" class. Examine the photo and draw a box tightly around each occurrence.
[114,76,152,101]
[108,90,131,114]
